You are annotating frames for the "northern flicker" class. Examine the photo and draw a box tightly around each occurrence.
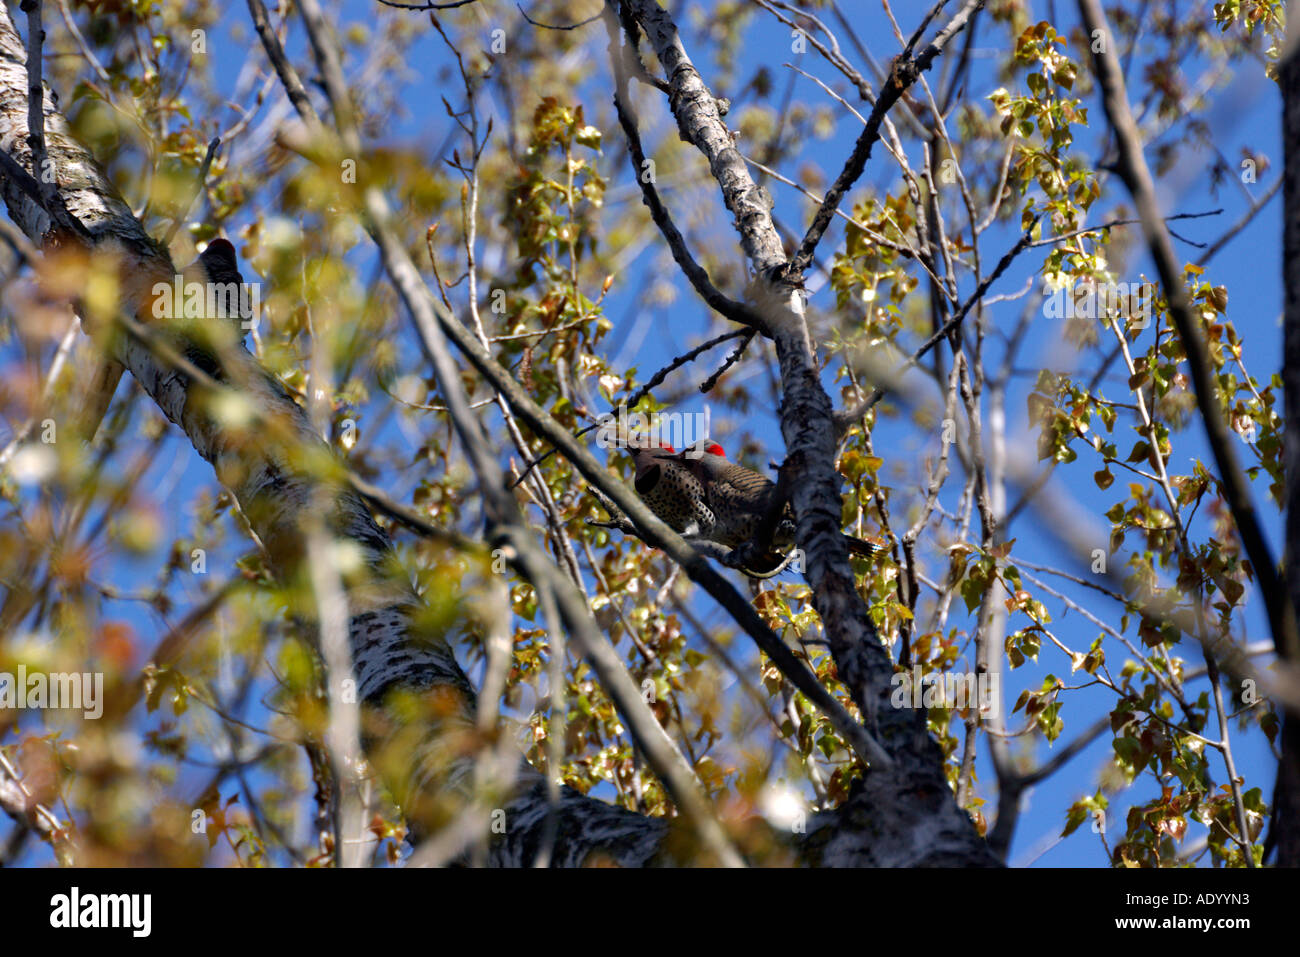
[672,438,878,559]
[629,440,716,537]
[174,238,248,380]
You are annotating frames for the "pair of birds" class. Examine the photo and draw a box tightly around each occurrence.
[629,438,877,573]
[186,245,873,574]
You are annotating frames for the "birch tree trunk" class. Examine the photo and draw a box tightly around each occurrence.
[621,0,995,866]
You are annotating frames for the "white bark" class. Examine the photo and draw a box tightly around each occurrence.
[0,5,668,865]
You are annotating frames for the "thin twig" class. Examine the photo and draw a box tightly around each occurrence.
[787,0,985,275]
[162,137,221,245]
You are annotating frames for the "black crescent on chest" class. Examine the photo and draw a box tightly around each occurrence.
[635,463,661,495]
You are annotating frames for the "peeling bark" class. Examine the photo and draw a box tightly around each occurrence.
[625,0,786,274]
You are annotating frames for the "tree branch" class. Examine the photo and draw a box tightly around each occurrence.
[619,0,998,866]
[786,0,985,276]
[1079,0,1299,670]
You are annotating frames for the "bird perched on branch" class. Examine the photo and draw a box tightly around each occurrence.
[173,238,248,379]
[628,439,716,537]
[670,438,878,560]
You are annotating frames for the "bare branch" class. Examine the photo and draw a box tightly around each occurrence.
[620,0,787,274]
[605,8,768,332]
[375,0,479,10]
[516,2,601,31]
[787,0,985,276]
[247,0,322,131]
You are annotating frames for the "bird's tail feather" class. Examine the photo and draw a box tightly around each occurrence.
[845,534,879,556]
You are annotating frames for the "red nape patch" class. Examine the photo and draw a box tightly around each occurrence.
[706,443,725,457]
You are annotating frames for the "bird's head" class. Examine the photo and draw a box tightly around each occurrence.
[171,238,248,335]
[193,238,242,285]
[627,436,677,480]
[684,439,726,460]
[178,237,244,309]
[669,438,727,478]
